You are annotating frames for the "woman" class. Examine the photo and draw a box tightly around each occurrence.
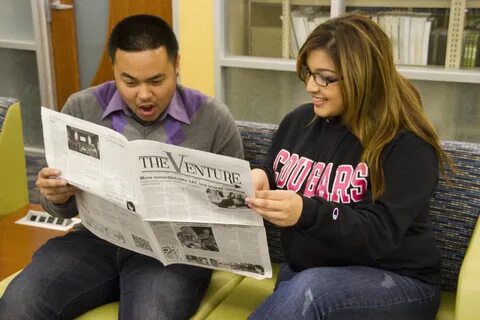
[246,14,451,320]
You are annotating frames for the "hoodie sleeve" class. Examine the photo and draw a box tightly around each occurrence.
[290,133,439,264]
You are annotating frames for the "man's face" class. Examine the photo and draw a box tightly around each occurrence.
[113,47,178,122]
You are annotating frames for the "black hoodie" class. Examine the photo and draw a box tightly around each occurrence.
[260,103,441,285]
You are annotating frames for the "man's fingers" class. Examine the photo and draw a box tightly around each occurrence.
[36,167,67,190]
[41,186,75,205]
[36,179,68,191]
[45,194,73,205]
[41,186,75,196]
[38,167,61,179]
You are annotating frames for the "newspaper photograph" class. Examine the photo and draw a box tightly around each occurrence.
[41,107,272,279]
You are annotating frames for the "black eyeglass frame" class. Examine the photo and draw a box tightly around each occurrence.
[300,66,340,88]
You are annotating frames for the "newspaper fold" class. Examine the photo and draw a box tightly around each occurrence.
[41,107,272,279]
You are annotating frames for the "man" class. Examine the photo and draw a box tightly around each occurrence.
[0,14,243,320]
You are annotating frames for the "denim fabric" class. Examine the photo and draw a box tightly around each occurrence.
[0,228,212,320]
[249,264,440,320]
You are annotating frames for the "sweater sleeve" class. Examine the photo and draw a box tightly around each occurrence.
[41,196,78,219]
[289,133,439,264]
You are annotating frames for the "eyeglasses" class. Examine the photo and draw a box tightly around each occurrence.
[301,67,339,88]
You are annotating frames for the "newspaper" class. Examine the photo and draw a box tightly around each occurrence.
[41,107,272,279]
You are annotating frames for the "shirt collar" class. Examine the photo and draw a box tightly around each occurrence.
[100,86,191,125]
[101,90,128,120]
[167,90,190,124]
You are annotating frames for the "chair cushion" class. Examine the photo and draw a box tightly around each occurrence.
[191,271,244,320]
[204,264,280,320]
[0,271,21,295]
[436,291,456,320]
[75,302,118,319]
[0,97,18,133]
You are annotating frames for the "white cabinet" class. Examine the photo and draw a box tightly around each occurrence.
[0,0,55,149]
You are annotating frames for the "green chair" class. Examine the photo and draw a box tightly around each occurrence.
[0,98,28,217]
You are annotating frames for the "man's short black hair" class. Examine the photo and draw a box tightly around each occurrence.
[108,14,178,63]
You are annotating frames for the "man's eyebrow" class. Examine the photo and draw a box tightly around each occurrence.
[120,72,137,80]
[146,73,166,81]
[120,73,166,81]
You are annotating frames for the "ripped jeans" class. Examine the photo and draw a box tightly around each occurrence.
[249,264,440,320]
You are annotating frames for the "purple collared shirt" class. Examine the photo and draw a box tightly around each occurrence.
[93,81,207,145]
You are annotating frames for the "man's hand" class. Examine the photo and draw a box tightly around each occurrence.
[246,190,303,227]
[36,167,76,205]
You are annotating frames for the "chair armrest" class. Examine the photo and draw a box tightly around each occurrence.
[0,101,28,216]
[0,270,22,295]
[455,216,480,320]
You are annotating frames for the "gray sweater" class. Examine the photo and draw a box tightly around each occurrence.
[42,83,244,218]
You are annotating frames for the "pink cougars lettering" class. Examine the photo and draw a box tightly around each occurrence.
[272,150,368,203]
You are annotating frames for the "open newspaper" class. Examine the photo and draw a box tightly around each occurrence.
[41,107,272,279]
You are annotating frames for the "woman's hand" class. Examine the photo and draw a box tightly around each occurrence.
[251,168,270,192]
[246,190,303,227]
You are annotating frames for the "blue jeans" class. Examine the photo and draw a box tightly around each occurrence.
[249,264,440,320]
[0,227,211,320]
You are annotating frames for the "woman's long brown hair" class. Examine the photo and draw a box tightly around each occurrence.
[297,14,452,200]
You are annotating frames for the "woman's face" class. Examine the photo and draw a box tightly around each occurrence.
[305,49,345,118]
